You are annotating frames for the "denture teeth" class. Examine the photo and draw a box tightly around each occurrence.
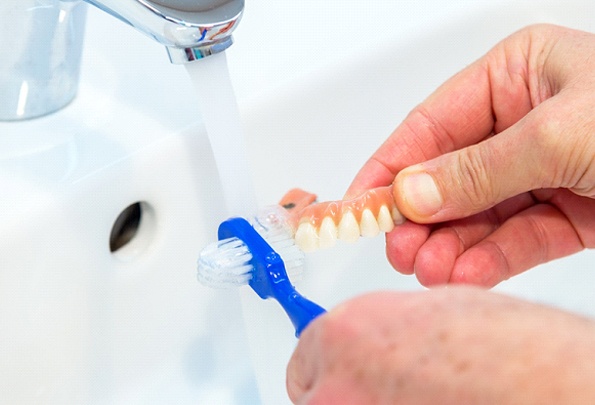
[377,205,395,232]
[318,216,338,249]
[360,208,380,237]
[337,210,360,243]
[392,207,405,224]
[295,222,319,252]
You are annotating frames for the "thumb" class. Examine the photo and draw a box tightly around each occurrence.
[392,127,544,223]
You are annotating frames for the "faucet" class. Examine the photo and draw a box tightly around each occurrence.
[0,0,244,121]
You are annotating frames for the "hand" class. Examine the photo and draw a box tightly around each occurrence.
[345,24,595,287]
[287,287,595,404]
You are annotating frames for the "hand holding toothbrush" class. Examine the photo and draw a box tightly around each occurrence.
[287,287,595,404]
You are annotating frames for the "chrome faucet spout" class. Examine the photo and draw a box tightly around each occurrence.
[0,0,244,121]
[86,0,244,62]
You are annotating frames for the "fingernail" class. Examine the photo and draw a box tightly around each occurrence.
[401,172,443,217]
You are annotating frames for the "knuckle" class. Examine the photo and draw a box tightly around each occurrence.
[453,146,497,211]
[531,100,595,190]
[404,105,457,157]
[530,112,560,160]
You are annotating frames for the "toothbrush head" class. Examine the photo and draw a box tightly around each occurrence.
[197,212,326,337]
[197,205,305,289]
[217,217,289,300]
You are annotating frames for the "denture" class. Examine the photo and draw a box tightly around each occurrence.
[278,186,405,252]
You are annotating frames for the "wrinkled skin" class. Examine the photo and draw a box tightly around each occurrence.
[287,287,595,404]
[287,24,595,404]
[346,24,595,287]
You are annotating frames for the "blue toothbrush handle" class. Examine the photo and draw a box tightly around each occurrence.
[218,217,326,338]
[277,290,326,338]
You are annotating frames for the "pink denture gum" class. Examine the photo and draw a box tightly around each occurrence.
[278,186,405,252]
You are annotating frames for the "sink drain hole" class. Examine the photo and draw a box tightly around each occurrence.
[110,202,155,258]
[110,203,142,252]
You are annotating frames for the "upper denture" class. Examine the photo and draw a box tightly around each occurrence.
[280,186,403,252]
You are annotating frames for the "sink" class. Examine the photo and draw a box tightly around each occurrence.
[0,0,593,403]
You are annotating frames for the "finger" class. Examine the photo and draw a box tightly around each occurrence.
[345,61,494,198]
[286,346,312,403]
[392,94,571,224]
[345,27,538,199]
[287,317,325,403]
[413,193,536,286]
[449,202,585,286]
[534,189,595,248]
[385,220,431,275]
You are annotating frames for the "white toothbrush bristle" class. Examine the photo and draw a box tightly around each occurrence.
[252,205,305,280]
[197,206,306,288]
[197,237,254,288]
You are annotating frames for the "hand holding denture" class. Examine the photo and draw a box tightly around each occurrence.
[343,24,595,287]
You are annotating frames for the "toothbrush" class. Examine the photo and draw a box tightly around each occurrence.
[197,209,326,337]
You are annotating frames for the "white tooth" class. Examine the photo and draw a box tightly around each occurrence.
[377,205,395,232]
[295,222,319,252]
[318,216,338,249]
[392,207,405,224]
[360,208,380,237]
[337,211,360,243]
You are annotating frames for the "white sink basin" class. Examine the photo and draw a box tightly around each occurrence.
[0,0,593,403]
